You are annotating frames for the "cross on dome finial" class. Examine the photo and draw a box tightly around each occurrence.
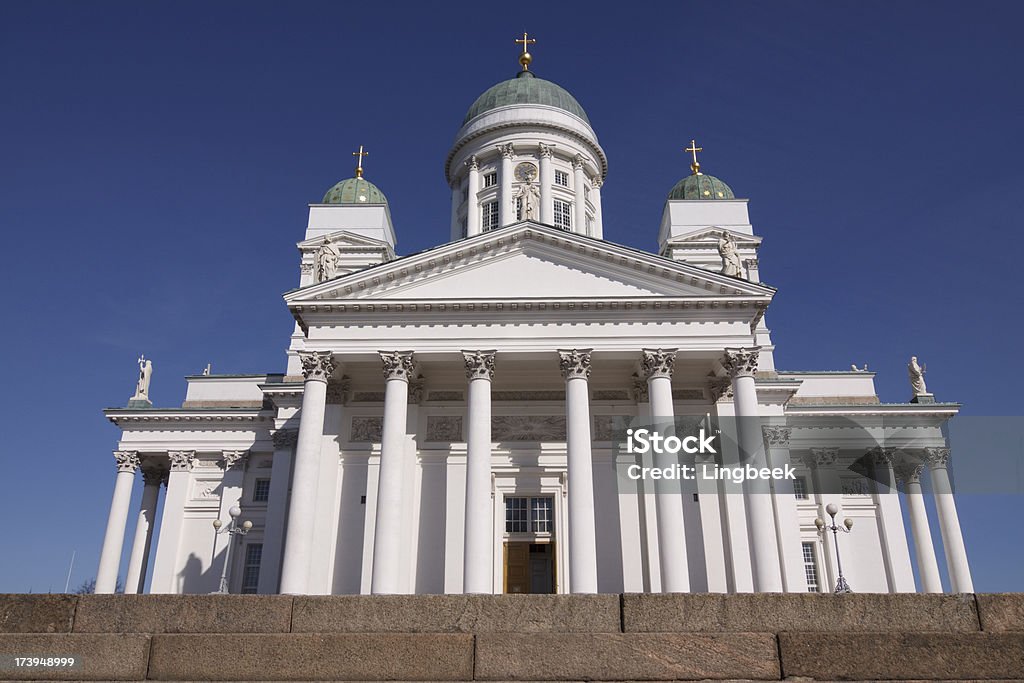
[685,139,703,175]
[515,32,537,71]
[352,145,369,178]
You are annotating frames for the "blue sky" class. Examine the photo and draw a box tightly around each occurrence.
[1,1,1021,593]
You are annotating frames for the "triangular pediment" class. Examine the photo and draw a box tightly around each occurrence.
[297,230,393,251]
[663,227,762,247]
[286,222,774,304]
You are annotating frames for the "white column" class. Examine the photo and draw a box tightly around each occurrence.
[925,447,973,592]
[279,351,336,595]
[591,178,603,239]
[723,347,783,592]
[871,448,916,592]
[462,350,496,593]
[371,351,414,593]
[539,143,554,225]
[558,349,598,593]
[762,426,806,592]
[96,450,140,593]
[259,429,296,593]
[894,460,943,592]
[213,450,248,592]
[641,348,690,593]
[466,156,480,237]
[123,466,164,594]
[150,450,194,593]
[572,154,587,234]
[498,143,514,227]
[450,182,462,240]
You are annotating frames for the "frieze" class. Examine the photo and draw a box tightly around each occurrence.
[350,416,383,442]
[593,389,629,401]
[593,415,630,441]
[492,390,565,401]
[492,415,567,441]
[426,415,463,442]
[408,376,425,405]
[271,428,298,450]
[428,391,464,401]
[672,388,706,401]
[325,376,352,405]
[352,391,386,402]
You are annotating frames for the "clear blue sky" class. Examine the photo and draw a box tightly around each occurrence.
[1,1,1021,593]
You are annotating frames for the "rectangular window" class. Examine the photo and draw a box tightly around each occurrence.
[482,201,499,231]
[793,476,808,500]
[252,478,271,503]
[241,543,263,594]
[553,199,572,230]
[483,172,497,188]
[505,496,553,534]
[802,542,820,593]
[554,170,569,187]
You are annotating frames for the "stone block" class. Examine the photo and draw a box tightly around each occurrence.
[147,633,474,680]
[977,593,1024,632]
[73,594,293,633]
[0,633,149,680]
[292,593,620,633]
[779,631,1024,680]
[623,592,980,633]
[0,594,77,633]
[474,632,780,681]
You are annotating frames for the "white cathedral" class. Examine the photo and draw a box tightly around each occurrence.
[96,43,973,597]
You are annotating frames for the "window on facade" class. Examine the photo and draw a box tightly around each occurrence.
[553,199,571,230]
[483,172,497,188]
[505,496,553,534]
[554,170,569,187]
[241,543,263,594]
[793,476,809,500]
[482,201,499,231]
[802,542,820,593]
[252,478,271,503]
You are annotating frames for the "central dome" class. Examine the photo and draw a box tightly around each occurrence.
[463,71,590,125]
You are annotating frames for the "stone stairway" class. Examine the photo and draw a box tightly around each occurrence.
[0,593,1021,681]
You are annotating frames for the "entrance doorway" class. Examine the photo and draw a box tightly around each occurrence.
[504,542,555,594]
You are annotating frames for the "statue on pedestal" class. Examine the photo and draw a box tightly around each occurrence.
[718,233,743,277]
[515,181,540,221]
[908,356,928,396]
[133,355,153,401]
[314,239,339,283]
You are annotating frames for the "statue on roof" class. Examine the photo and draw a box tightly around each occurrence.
[908,356,928,396]
[314,238,339,283]
[133,355,153,401]
[718,233,743,278]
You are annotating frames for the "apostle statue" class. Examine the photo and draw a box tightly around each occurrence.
[314,238,339,283]
[515,181,540,220]
[133,355,153,400]
[718,233,743,277]
[908,356,928,396]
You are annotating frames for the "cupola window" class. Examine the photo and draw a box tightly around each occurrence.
[554,170,569,187]
[482,201,499,231]
[553,199,572,230]
[483,172,497,188]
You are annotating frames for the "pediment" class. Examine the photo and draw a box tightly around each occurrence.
[663,227,762,247]
[286,222,774,304]
[297,230,393,251]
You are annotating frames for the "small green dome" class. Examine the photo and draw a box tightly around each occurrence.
[667,173,735,200]
[322,176,388,205]
[463,71,590,125]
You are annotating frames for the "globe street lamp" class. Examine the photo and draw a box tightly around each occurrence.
[815,502,854,593]
[212,506,252,594]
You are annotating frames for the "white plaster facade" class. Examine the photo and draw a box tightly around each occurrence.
[96,64,972,597]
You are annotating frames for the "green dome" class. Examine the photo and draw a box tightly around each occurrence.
[668,173,735,200]
[463,71,590,125]
[322,176,388,204]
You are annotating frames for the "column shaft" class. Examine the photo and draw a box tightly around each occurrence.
[926,449,973,592]
[463,351,495,593]
[259,432,296,593]
[467,157,480,236]
[560,350,598,593]
[371,351,414,594]
[124,472,162,594]
[96,451,139,593]
[499,145,514,227]
[539,144,553,225]
[591,180,603,238]
[572,156,587,233]
[904,476,943,592]
[279,351,335,595]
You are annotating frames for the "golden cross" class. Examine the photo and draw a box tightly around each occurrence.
[352,145,368,178]
[685,139,703,174]
[515,32,536,70]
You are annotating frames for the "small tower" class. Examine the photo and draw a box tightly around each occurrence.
[445,35,607,241]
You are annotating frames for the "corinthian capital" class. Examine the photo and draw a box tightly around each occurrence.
[380,351,415,382]
[722,347,761,379]
[893,461,925,486]
[641,348,677,381]
[466,155,478,171]
[463,350,496,381]
[762,426,792,447]
[114,450,140,473]
[558,349,592,380]
[572,154,585,170]
[497,143,515,159]
[220,450,249,470]
[538,142,553,159]
[867,446,897,468]
[592,177,603,190]
[708,378,733,402]
[298,351,336,383]
[168,450,196,472]
[924,447,951,468]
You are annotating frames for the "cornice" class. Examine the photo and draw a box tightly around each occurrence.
[105,408,274,426]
